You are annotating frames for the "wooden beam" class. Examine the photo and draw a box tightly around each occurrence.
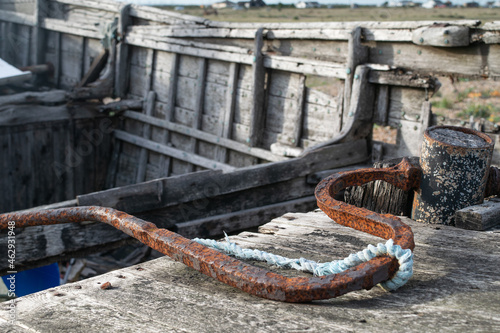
[157,53,179,178]
[135,91,157,183]
[0,105,102,127]
[128,4,207,24]
[34,0,47,66]
[56,0,122,12]
[263,55,346,78]
[79,139,368,213]
[125,33,254,65]
[0,90,68,106]
[374,85,390,126]
[248,28,266,147]
[0,9,36,26]
[455,197,500,231]
[343,26,368,125]
[412,25,469,47]
[278,74,306,147]
[114,130,236,172]
[78,49,109,88]
[114,4,131,98]
[41,18,104,39]
[188,58,208,172]
[122,111,285,163]
[54,31,62,88]
[216,62,239,163]
[176,196,317,239]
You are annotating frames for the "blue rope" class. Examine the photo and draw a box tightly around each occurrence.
[194,233,413,291]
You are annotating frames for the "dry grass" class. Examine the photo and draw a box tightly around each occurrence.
[168,6,500,24]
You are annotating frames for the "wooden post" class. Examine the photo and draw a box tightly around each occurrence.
[114,4,131,98]
[343,26,367,130]
[34,0,47,65]
[188,57,208,172]
[157,53,179,178]
[412,126,495,225]
[248,27,266,147]
[136,91,156,183]
[216,62,239,163]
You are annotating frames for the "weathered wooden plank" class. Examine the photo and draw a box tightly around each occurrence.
[206,19,481,30]
[344,26,368,120]
[188,58,208,172]
[368,70,438,89]
[3,207,499,332]
[412,25,469,47]
[114,4,131,98]
[0,105,101,127]
[157,53,179,178]
[369,41,493,77]
[176,196,317,239]
[279,74,306,147]
[123,111,285,163]
[56,0,121,13]
[41,18,103,39]
[0,90,68,106]
[128,4,206,24]
[135,91,156,183]
[248,28,266,148]
[216,62,239,163]
[114,130,235,172]
[455,197,500,231]
[80,139,368,215]
[263,55,346,78]
[374,85,390,126]
[125,33,254,65]
[0,9,36,26]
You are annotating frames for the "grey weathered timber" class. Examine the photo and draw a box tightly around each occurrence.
[78,140,368,213]
[157,52,179,178]
[455,197,500,230]
[248,28,266,147]
[412,25,469,47]
[114,4,131,98]
[119,112,285,162]
[135,91,156,183]
[374,85,390,126]
[113,130,236,172]
[216,62,239,163]
[343,26,368,118]
[1,210,498,332]
[0,90,68,106]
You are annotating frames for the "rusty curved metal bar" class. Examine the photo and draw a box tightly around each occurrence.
[315,157,420,253]
[1,186,413,303]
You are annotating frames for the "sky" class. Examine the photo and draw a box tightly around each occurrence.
[114,0,485,6]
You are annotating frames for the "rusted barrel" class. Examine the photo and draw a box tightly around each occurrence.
[412,125,494,225]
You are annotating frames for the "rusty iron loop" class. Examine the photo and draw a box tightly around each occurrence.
[315,157,420,252]
[2,195,413,303]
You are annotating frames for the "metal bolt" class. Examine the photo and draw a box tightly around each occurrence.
[417,50,422,55]
[419,37,424,43]
[444,39,449,44]
[354,74,359,79]
[346,68,351,74]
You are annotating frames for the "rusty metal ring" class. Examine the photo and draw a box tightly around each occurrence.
[315,157,420,255]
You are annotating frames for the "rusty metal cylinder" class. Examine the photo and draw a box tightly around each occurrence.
[412,126,494,225]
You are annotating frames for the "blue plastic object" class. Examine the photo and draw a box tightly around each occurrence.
[2,263,60,297]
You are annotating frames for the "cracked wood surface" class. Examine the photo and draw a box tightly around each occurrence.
[0,210,499,332]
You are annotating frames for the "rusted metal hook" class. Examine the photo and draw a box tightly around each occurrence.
[315,157,420,252]
[1,168,416,304]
